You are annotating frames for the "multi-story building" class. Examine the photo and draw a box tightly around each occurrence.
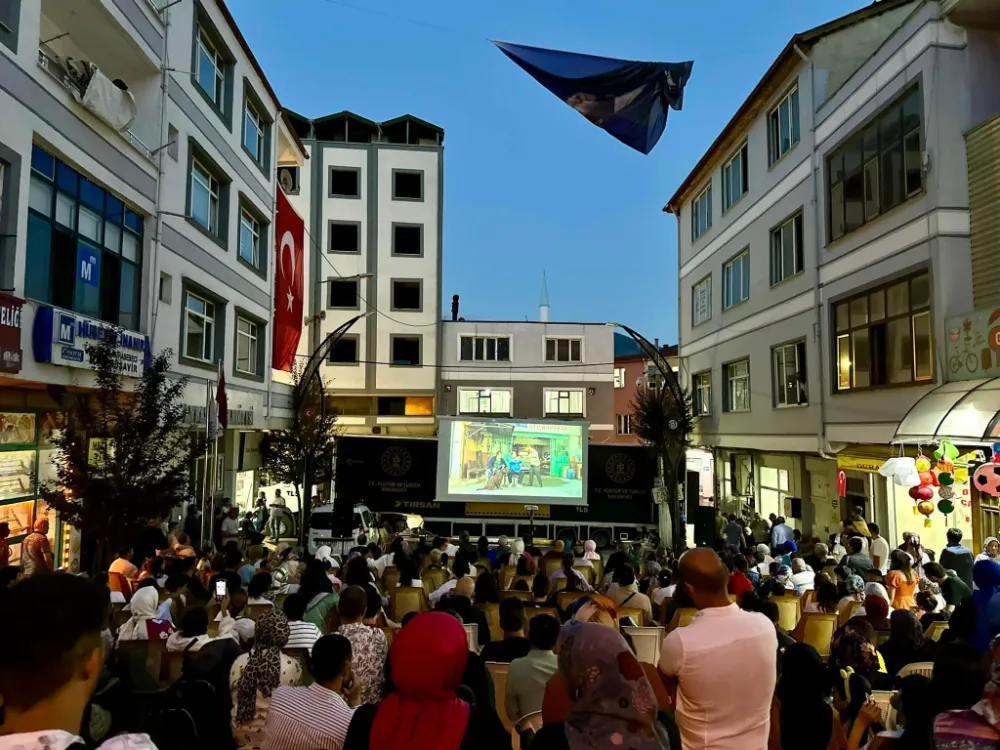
[438,297,614,433]
[282,110,443,437]
[611,343,679,445]
[665,0,984,550]
[0,0,306,562]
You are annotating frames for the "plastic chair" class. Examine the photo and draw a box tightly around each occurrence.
[666,607,697,633]
[543,558,562,577]
[117,639,169,687]
[870,690,898,730]
[897,661,934,679]
[796,612,838,658]
[500,566,517,590]
[500,590,533,601]
[801,589,817,610]
[773,596,801,632]
[391,586,429,622]
[553,576,568,591]
[524,607,559,635]
[423,569,447,593]
[839,600,861,627]
[618,605,647,626]
[592,558,604,585]
[573,565,594,584]
[875,630,891,648]
[245,604,273,621]
[510,574,535,591]
[486,662,513,733]
[925,621,949,641]
[556,591,587,609]
[622,626,665,666]
[477,602,503,641]
[657,597,673,626]
[382,566,400,591]
[109,572,132,601]
[464,623,479,653]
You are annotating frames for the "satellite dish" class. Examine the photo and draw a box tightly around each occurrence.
[278,167,297,194]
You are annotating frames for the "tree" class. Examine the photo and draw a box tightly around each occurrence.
[39,330,205,573]
[630,382,694,551]
[259,362,339,546]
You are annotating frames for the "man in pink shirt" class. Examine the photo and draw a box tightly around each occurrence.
[659,548,776,749]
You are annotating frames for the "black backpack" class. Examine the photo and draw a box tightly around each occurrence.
[157,671,235,750]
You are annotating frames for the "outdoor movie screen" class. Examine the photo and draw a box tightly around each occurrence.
[436,417,588,506]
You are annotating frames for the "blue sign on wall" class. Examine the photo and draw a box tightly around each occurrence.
[33,305,149,375]
[78,246,100,288]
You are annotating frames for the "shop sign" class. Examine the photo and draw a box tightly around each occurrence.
[183,405,255,428]
[837,456,884,473]
[0,293,24,373]
[945,307,1000,382]
[32,305,148,375]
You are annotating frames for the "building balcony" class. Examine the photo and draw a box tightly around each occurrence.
[36,0,162,164]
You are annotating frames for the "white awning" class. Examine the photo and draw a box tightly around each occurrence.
[894,377,1000,443]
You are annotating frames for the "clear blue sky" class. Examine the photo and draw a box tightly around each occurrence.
[231,0,863,344]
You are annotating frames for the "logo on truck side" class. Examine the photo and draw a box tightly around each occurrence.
[605,454,636,483]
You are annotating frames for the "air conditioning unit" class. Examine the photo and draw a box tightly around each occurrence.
[278,166,300,195]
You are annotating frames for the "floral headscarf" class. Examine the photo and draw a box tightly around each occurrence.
[775,565,792,586]
[846,575,865,595]
[572,593,619,628]
[558,620,669,750]
[831,625,880,676]
[236,608,290,724]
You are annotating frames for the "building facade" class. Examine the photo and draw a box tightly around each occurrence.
[438,319,615,434]
[0,0,307,562]
[282,111,443,437]
[667,0,985,550]
[611,345,679,445]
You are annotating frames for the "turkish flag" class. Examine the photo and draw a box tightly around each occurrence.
[273,190,304,371]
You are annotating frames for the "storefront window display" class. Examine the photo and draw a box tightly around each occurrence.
[0,411,65,567]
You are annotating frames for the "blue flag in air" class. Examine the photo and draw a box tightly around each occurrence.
[494,41,693,155]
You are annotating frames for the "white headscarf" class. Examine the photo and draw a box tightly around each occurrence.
[315,545,340,569]
[583,540,601,561]
[863,582,892,609]
[118,587,161,641]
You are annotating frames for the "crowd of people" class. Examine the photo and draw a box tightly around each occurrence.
[8,512,1000,750]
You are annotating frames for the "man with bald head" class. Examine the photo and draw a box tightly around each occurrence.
[658,548,776,749]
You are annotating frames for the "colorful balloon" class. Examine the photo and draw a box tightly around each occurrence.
[915,456,931,472]
[918,500,935,516]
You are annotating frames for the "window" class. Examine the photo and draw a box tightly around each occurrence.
[724,360,750,412]
[768,86,800,165]
[723,248,750,309]
[459,389,512,415]
[184,292,215,363]
[760,466,789,521]
[834,271,932,391]
[328,336,359,364]
[828,87,922,241]
[159,272,171,304]
[393,170,423,201]
[0,0,20,53]
[391,280,421,311]
[691,184,712,241]
[614,367,626,388]
[392,224,422,256]
[190,159,220,235]
[722,143,748,211]
[238,208,259,268]
[236,317,258,375]
[390,336,421,366]
[544,389,584,416]
[773,341,807,406]
[459,335,511,362]
[327,279,358,309]
[378,396,433,416]
[692,275,712,326]
[545,338,582,363]
[329,221,360,253]
[769,212,804,285]
[329,168,360,198]
[25,145,142,329]
[616,414,632,434]
[195,28,225,106]
[693,371,711,415]
[243,98,264,164]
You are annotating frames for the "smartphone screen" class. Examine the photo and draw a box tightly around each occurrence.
[215,580,227,598]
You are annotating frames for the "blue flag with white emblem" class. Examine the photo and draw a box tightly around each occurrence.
[494,41,693,155]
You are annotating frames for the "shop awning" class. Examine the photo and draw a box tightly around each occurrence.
[894,377,1000,444]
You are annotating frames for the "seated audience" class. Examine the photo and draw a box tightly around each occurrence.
[917,590,948,631]
[230,608,303,749]
[263,634,361,750]
[228,589,257,645]
[877,609,938,676]
[728,555,754,603]
[652,570,675,607]
[137,555,166,586]
[836,574,866,615]
[282,593,322,653]
[479,597,530,663]
[429,558,475,604]
[527,573,551,604]
[772,643,838,750]
[166,604,239,651]
[0,575,155,749]
[109,547,139,579]
[606,564,653,624]
[506,613,560,723]
[296,559,339,631]
[117,586,175,642]
[438,576,491,649]
[247,573,274,606]
[790,557,816,594]
[336,585,387,705]
[548,552,591,594]
[804,580,840,615]
[343,612,509,750]
[473,571,500,604]
[172,532,196,558]
[833,669,882,749]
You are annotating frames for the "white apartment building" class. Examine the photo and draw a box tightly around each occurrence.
[282,110,443,437]
[665,0,996,551]
[0,0,307,560]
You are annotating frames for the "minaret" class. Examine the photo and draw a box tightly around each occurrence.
[539,272,550,322]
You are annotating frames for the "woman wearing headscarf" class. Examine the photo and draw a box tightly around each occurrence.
[760,565,793,599]
[978,536,1000,563]
[297,558,339,632]
[857,582,893,615]
[771,643,840,750]
[529,620,670,750]
[830,620,889,688]
[836,574,866,615]
[229,608,302,750]
[877,609,938,676]
[116,586,176,642]
[862,595,891,632]
[582,539,601,562]
[343,612,508,750]
[932,633,1000,746]
[973,559,1000,652]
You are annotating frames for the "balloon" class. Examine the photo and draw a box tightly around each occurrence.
[938,499,955,514]
[915,456,931,472]
[918,471,934,486]
[915,485,935,501]
[918,500,935,516]
[909,486,923,501]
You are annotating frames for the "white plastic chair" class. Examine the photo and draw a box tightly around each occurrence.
[623,626,666,666]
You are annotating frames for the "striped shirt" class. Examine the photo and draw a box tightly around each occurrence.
[262,684,355,750]
[286,620,322,653]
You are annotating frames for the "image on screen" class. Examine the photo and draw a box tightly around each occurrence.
[440,418,586,503]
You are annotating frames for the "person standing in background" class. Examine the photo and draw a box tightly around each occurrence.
[867,523,891,576]
[940,527,975,589]
[21,519,53,576]
[724,514,744,551]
